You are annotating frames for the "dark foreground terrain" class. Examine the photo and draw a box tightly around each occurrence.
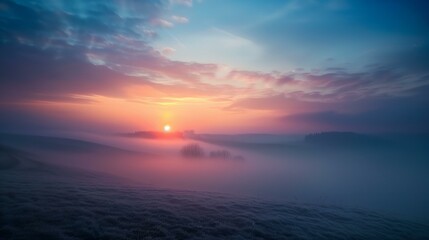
[1,143,428,240]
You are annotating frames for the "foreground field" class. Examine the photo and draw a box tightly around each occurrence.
[1,144,428,240]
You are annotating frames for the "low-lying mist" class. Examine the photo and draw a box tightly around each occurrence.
[1,132,428,223]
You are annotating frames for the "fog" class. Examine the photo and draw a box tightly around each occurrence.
[1,132,428,224]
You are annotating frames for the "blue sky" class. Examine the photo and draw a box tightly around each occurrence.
[157,0,429,72]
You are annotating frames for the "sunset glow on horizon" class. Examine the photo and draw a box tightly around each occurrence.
[0,0,428,134]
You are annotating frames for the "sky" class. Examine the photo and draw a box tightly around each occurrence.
[0,0,428,134]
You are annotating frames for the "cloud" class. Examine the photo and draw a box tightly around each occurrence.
[170,0,193,7]
[0,43,145,102]
[171,27,263,70]
[0,0,237,103]
[227,70,277,84]
[226,65,429,107]
[171,15,189,24]
[1,0,429,134]
[280,84,429,133]
[0,0,165,42]
[151,18,174,28]
[227,68,429,132]
[1,0,428,103]
[161,47,177,56]
[0,41,239,104]
[282,105,429,133]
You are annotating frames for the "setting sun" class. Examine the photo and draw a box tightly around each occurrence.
[163,124,171,132]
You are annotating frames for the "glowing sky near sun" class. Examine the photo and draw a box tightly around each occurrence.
[0,0,428,133]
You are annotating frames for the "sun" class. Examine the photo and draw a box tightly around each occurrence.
[163,124,171,132]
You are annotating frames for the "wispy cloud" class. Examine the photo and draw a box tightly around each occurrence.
[171,15,189,24]
[170,0,193,7]
[151,18,174,28]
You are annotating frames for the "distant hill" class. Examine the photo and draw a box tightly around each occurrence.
[304,132,389,148]
[191,133,302,144]
[0,133,138,154]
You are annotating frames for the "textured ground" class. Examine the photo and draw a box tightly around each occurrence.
[1,146,428,240]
